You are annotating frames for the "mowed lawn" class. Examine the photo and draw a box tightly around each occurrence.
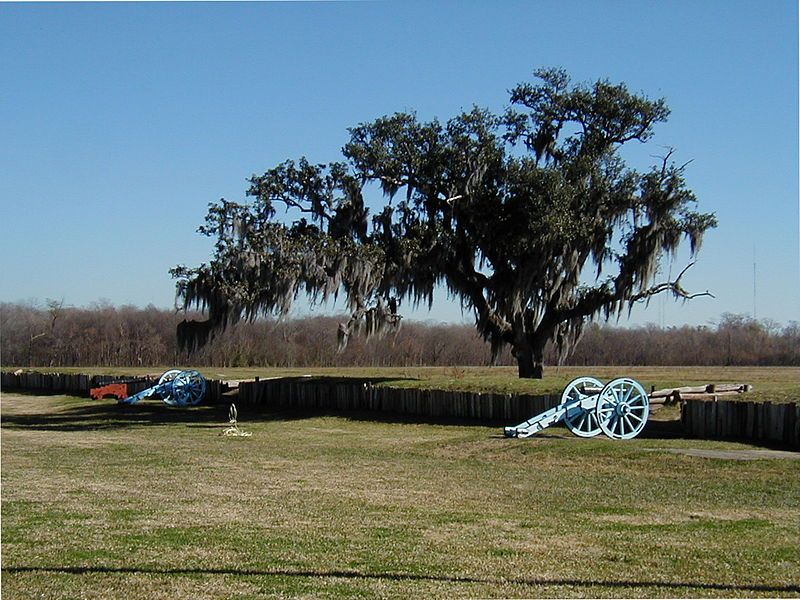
[2,391,799,599]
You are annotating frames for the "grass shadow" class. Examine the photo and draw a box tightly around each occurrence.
[0,395,230,432]
[3,565,798,595]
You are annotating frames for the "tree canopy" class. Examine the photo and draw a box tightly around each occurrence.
[172,68,716,377]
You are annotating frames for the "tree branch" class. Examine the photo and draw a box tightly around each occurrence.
[629,261,714,304]
[337,296,402,353]
[444,260,514,346]
[550,261,712,328]
[280,196,332,223]
[378,175,407,188]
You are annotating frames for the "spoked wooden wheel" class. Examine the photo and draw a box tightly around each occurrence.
[562,376,604,438]
[595,378,649,440]
[167,370,206,407]
[158,369,182,385]
[156,369,182,403]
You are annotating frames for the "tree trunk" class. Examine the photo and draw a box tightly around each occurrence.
[514,344,545,379]
[514,333,546,379]
[532,350,544,379]
[516,346,534,378]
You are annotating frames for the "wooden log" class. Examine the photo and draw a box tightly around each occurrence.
[782,405,791,445]
[745,402,754,439]
[740,401,749,439]
[707,398,716,436]
[727,400,736,438]
[515,395,525,422]
[784,405,792,445]
[758,403,769,440]
[680,401,687,430]
[649,396,677,405]
[492,393,499,420]
[385,388,394,413]
[768,404,783,442]
[684,401,693,437]
[794,405,800,447]
[720,400,730,438]
[777,404,787,443]
[705,400,714,437]
[750,404,764,440]
[649,383,752,399]
[694,401,704,438]
[675,391,752,401]
[765,403,775,441]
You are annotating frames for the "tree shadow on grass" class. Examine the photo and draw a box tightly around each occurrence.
[0,377,415,433]
[0,398,229,432]
[3,565,798,594]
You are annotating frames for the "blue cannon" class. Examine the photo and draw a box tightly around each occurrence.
[504,377,650,440]
[118,369,207,407]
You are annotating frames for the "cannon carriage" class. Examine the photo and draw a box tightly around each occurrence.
[90,369,207,407]
[504,377,650,440]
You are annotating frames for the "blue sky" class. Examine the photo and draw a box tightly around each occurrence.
[1,1,798,328]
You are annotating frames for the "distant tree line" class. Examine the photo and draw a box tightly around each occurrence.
[1,301,798,368]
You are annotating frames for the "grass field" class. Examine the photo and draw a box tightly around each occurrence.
[2,390,799,598]
[15,365,800,402]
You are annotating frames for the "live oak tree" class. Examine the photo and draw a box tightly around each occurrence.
[172,68,716,378]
